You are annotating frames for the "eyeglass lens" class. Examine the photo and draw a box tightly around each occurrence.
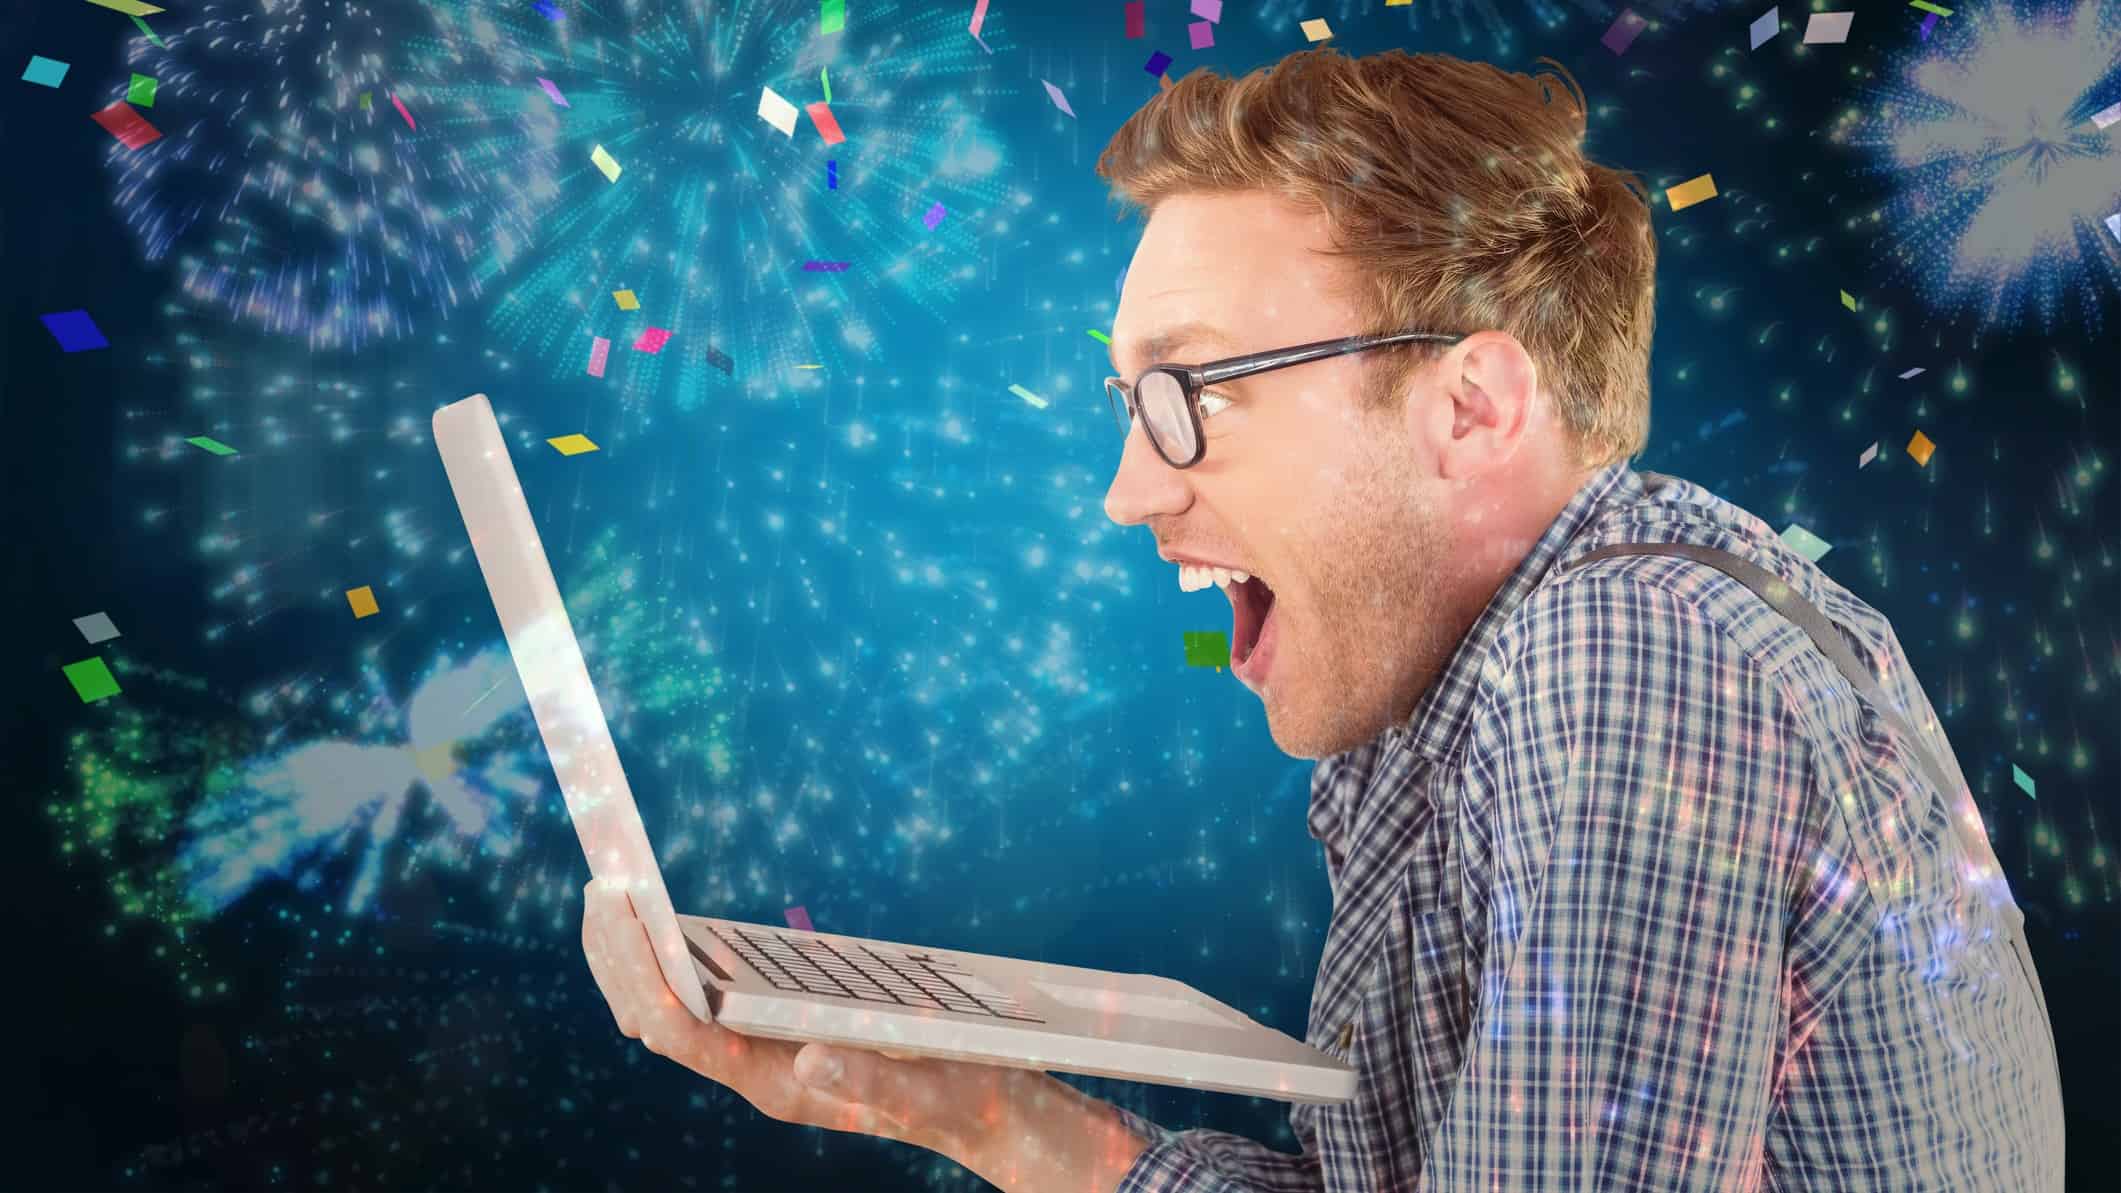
[1135,372,1194,464]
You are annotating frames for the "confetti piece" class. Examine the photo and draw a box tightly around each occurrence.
[128,13,165,46]
[1190,20,1215,48]
[83,0,165,15]
[1300,17,1333,41]
[758,86,800,136]
[1184,630,1230,668]
[820,0,845,35]
[41,309,108,352]
[21,56,70,88]
[1779,523,1832,563]
[796,363,824,369]
[1664,173,1718,211]
[923,201,947,230]
[1601,9,1648,54]
[591,144,621,182]
[1008,383,1048,408]
[2012,763,2035,799]
[821,66,831,103]
[1908,0,1950,14]
[1897,366,1925,379]
[1919,11,1936,37]
[185,435,236,455]
[73,612,120,644]
[706,345,734,375]
[2106,213,2121,245]
[969,0,990,39]
[1906,429,1935,466]
[548,433,599,456]
[126,72,157,107]
[1387,0,1411,5]
[633,327,672,353]
[90,100,160,148]
[1749,6,1778,49]
[1840,290,1858,311]
[1802,11,1853,43]
[63,657,121,704]
[532,0,561,18]
[2092,101,2121,130]
[1858,441,1878,468]
[1087,329,1112,345]
[1191,0,1222,19]
[1125,0,1144,38]
[613,289,639,310]
[1145,49,1173,75]
[806,101,847,145]
[785,906,815,932]
[827,160,837,189]
[346,585,380,619]
[802,260,852,272]
[587,335,611,377]
[1041,79,1075,117]
[359,92,372,110]
[391,92,415,130]
[537,77,569,107]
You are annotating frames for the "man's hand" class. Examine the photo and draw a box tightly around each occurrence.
[580,879,1150,1192]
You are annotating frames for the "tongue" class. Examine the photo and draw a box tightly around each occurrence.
[1232,578,1273,664]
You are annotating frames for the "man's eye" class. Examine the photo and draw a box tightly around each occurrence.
[1199,390,1235,419]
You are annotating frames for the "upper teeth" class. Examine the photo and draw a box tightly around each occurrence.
[1179,564,1250,592]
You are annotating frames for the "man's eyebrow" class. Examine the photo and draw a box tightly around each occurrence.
[1110,321,1236,374]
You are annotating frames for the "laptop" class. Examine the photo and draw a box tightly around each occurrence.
[433,393,1355,1104]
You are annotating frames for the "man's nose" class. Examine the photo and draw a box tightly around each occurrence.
[1103,421,1191,527]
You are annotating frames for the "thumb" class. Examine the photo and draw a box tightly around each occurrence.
[794,1044,851,1092]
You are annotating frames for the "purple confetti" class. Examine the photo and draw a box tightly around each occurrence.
[41,309,108,352]
[785,906,815,933]
[1919,11,1937,37]
[802,260,852,272]
[1601,9,1647,54]
[587,335,610,377]
[1145,49,1173,76]
[923,201,946,230]
[536,77,569,107]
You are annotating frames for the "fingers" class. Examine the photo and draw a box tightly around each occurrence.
[581,880,639,1037]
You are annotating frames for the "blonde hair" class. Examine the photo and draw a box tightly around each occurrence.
[1096,48,1656,471]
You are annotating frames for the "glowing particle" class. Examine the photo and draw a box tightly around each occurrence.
[1897,366,1925,379]
[1041,79,1075,117]
[1087,329,1111,344]
[1665,174,1718,211]
[21,56,70,88]
[184,435,235,455]
[785,906,815,932]
[2012,764,2035,798]
[1841,290,1859,310]
[1145,50,1172,76]
[63,657,121,703]
[390,92,415,130]
[1184,631,1230,668]
[41,309,108,352]
[1125,2,1144,37]
[1190,21,1214,49]
[74,612,121,643]
[547,434,599,456]
[590,144,621,182]
[82,0,164,15]
[1300,17,1333,41]
[537,77,569,107]
[89,100,159,148]
[1858,441,1878,468]
[796,363,823,369]
[758,86,800,136]
[1778,523,1832,562]
[820,0,844,35]
[126,72,157,106]
[587,335,610,377]
[1192,0,1222,19]
[1906,429,1935,466]
[1008,383,1048,408]
[613,289,639,310]
[1803,11,1853,43]
[633,327,672,353]
[1601,10,1648,55]
[1749,7,1778,49]
[345,585,380,619]
[807,101,847,145]
[923,201,946,230]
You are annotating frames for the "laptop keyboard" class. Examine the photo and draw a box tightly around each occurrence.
[706,924,1045,1022]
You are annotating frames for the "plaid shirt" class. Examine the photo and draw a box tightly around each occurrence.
[1113,462,2064,1192]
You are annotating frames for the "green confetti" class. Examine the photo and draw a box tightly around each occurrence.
[63,657,121,703]
[1840,290,1859,311]
[821,67,830,104]
[1183,631,1231,669]
[1908,0,1951,14]
[820,0,845,35]
[1086,329,1112,345]
[359,91,372,110]
[185,435,237,456]
[126,72,157,107]
[128,13,165,47]
[2012,764,2035,799]
[1778,522,1832,563]
[1007,383,1048,409]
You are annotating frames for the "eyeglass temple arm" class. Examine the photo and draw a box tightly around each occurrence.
[1197,331,1464,386]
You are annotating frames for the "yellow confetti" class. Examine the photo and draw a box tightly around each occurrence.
[613,289,639,310]
[1665,174,1718,211]
[83,0,166,15]
[590,144,621,183]
[346,585,380,619]
[1906,430,1935,467]
[1300,17,1333,40]
[1840,290,1859,311]
[548,433,600,456]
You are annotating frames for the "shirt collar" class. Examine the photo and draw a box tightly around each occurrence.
[1307,461,1641,850]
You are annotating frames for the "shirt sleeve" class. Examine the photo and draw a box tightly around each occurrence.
[1111,1106,1324,1193]
[1428,575,1807,1190]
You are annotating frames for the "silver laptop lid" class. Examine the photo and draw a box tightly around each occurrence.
[433,394,711,1023]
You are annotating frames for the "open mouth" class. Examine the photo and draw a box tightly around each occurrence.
[1230,575,1277,666]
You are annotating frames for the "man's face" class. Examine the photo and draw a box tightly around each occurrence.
[1103,192,1466,760]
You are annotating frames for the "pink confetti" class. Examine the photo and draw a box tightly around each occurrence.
[632,327,671,354]
[587,335,610,377]
[391,92,416,129]
[968,0,989,38]
[1189,19,1214,48]
[785,906,815,932]
[537,77,569,107]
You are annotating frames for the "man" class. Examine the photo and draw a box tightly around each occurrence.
[581,48,2066,1192]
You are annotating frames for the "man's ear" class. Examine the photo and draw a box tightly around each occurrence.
[1432,331,1540,482]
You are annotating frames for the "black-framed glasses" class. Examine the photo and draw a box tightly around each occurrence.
[1103,330,1468,469]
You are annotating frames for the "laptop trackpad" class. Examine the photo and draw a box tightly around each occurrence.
[1029,980,1245,1030]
